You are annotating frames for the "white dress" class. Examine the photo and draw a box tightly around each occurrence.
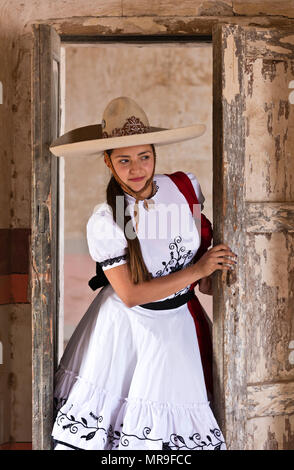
[51,172,226,451]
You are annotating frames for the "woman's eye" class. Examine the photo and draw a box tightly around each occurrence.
[119,155,149,164]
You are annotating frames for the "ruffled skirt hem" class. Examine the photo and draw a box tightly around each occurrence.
[52,367,226,451]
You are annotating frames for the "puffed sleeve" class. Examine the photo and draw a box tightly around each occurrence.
[186,172,205,211]
[86,203,128,271]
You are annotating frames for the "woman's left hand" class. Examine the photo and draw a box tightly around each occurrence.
[198,275,212,295]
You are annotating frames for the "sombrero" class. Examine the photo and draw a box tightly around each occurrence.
[49,96,206,157]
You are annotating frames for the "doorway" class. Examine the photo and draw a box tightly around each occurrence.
[31,27,213,450]
[61,42,213,353]
[32,22,294,451]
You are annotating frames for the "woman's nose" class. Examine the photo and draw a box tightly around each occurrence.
[129,160,141,171]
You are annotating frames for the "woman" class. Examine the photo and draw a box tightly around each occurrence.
[49,97,237,450]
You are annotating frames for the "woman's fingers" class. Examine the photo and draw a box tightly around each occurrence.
[210,252,237,268]
[202,244,238,274]
[212,244,231,251]
[211,249,237,260]
[211,245,237,256]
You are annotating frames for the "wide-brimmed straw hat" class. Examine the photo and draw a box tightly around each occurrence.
[49,96,206,158]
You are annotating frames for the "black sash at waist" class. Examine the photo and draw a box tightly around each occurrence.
[139,289,195,310]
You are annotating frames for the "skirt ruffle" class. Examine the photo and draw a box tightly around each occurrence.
[52,366,226,451]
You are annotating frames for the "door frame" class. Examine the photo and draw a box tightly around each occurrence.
[31,17,294,450]
[31,24,62,450]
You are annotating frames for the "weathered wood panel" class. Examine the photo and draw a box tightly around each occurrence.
[243,24,294,403]
[244,56,294,204]
[245,30,294,59]
[247,414,294,450]
[213,23,294,450]
[245,202,294,232]
[246,232,294,382]
[28,16,294,41]
[247,382,294,419]
[31,24,61,450]
[233,0,294,19]
[212,23,248,449]
[211,21,226,433]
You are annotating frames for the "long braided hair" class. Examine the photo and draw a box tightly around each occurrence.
[105,144,157,284]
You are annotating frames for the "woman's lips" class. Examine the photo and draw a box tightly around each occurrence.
[129,176,145,182]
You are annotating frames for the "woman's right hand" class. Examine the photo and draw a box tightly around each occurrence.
[194,244,237,279]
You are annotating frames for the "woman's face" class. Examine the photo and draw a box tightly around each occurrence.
[105,144,155,194]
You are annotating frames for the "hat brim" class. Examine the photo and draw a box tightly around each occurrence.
[49,123,206,157]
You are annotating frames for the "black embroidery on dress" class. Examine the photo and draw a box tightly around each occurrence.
[100,254,128,268]
[153,235,194,298]
[54,400,225,450]
[155,236,193,278]
[115,425,162,448]
[56,406,105,442]
[164,428,224,450]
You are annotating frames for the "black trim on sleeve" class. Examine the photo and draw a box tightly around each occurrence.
[100,254,128,268]
[88,255,128,291]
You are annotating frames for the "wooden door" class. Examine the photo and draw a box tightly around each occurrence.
[212,24,294,450]
[31,24,61,450]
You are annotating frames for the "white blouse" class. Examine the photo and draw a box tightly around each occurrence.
[86,172,205,300]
